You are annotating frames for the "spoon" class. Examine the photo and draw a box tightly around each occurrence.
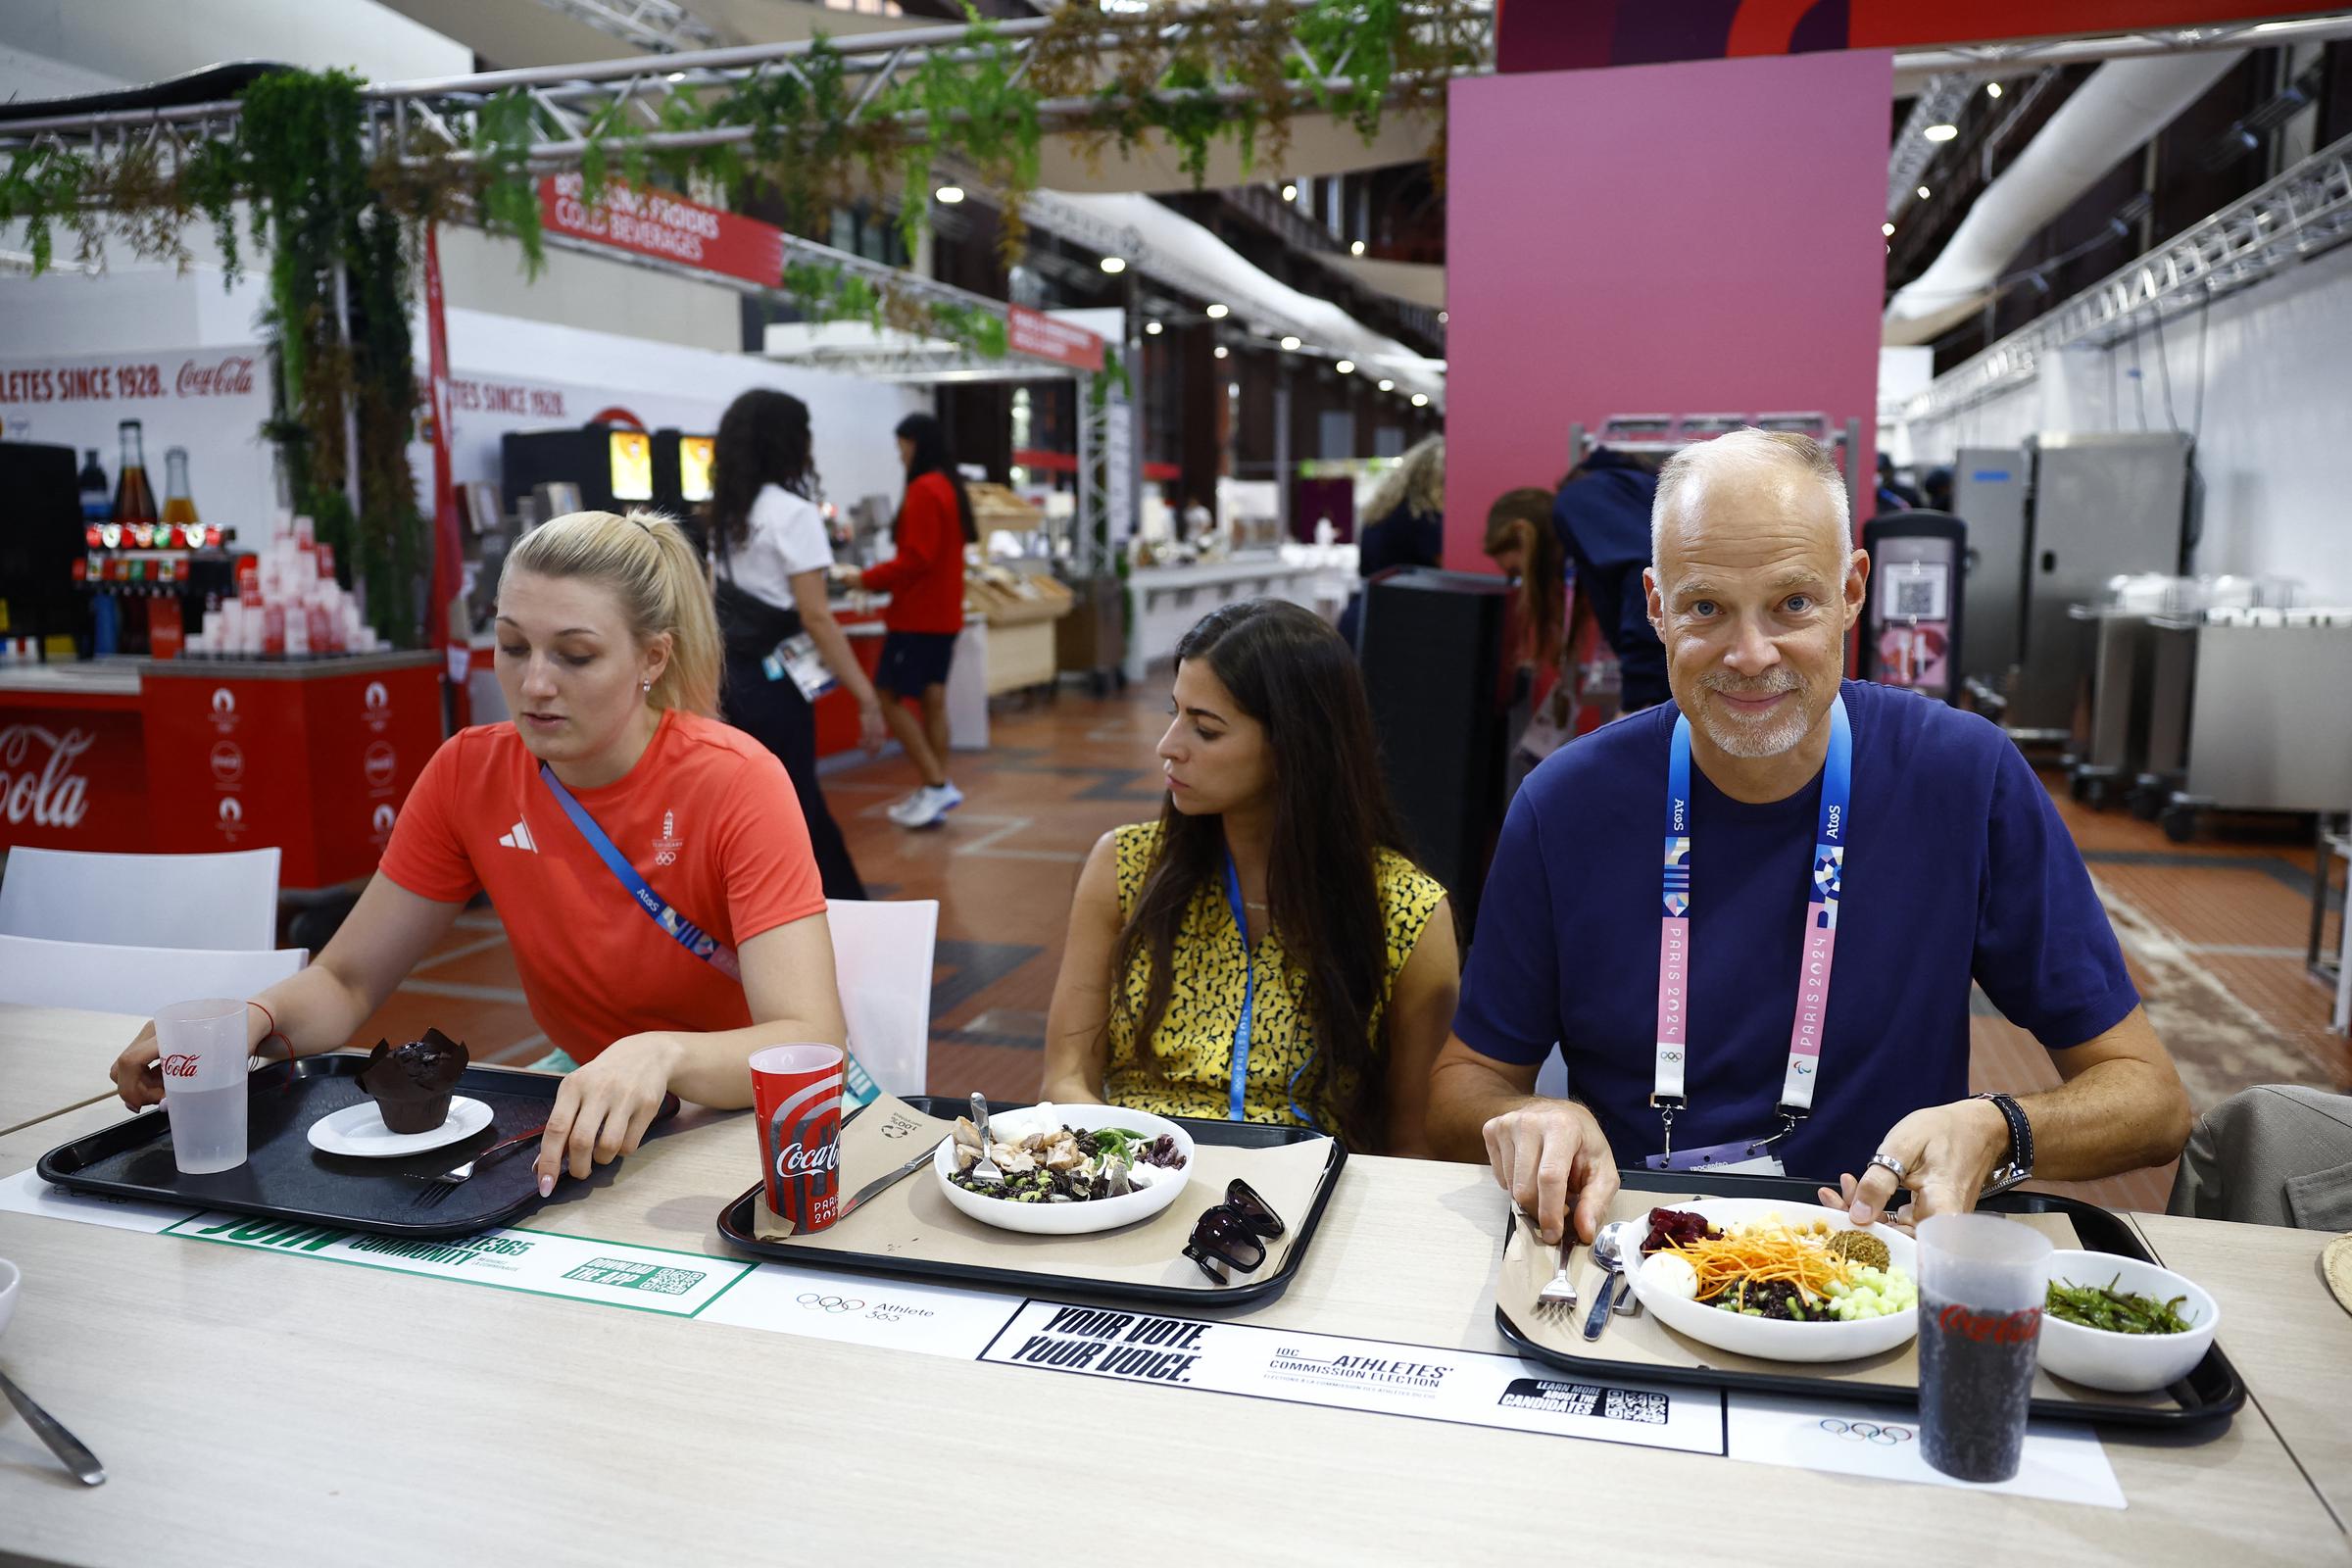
[1581,1219,1641,1340]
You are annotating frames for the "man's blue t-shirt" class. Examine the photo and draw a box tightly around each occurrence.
[1452,679,2138,1181]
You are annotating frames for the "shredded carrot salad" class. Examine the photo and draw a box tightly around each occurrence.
[1662,1218,1854,1300]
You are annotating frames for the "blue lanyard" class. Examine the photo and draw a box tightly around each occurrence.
[539,763,743,982]
[1652,692,1852,1148]
[1220,850,1255,1121]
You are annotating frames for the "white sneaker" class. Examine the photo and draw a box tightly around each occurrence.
[935,780,963,812]
[893,784,956,829]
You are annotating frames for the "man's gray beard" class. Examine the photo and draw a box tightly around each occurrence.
[1697,676,1810,758]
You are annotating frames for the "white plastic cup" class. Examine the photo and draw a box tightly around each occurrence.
[155,998,252,1175]
[1916,1213,2053,1483]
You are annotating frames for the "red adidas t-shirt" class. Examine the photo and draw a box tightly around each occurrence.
[378,710,826,1060]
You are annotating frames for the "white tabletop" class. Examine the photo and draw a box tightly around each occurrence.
[0,1007,140,1137]
[0,1071,2344,1564]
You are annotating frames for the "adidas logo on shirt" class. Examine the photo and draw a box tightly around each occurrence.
[498,818,537,853]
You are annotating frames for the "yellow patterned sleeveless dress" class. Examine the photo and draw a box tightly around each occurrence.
[1101,821,1447,1139]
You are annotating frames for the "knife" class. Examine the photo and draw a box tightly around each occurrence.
[0,1368,105,1487]
[759,1134,952,1235]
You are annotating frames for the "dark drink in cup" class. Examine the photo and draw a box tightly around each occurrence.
[1918,1287,2042,1481]
[1915,1212,2052,1484]
[751,1044,844,1232]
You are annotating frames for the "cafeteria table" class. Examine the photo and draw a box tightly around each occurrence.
[0,1007,142,1138]
[0,1047,2344,1564]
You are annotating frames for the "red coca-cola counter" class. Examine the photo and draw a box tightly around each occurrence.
[0,652,442,891]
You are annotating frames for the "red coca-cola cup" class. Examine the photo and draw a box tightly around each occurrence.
[751,1043,845,1232]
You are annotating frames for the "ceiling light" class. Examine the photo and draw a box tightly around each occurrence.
[1281,183,1298,202]
[1917,185,1931,200]
[1986,81,2003,98]
[667,72,688,82]
[935,184,965,204]
[1924,123,1958,142]
[1349,240,1365,256]
[1213,345,1229,359]
[1229,382,1241,396]
[1144,320,1162,335]
[1377,378,1394,392]
[1100,256,1126,274]
[1205,303,1229,319]
[1280,335,1301,351]
[1410,393,1429,408]
[1883,221,1896,236]
[1336,360,1354,374]
[1438,310,1448,324]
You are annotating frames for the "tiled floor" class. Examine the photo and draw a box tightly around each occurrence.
[344,682,2352,1211]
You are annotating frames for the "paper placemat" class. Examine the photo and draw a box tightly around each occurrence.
[1498,1190,2180,1413]
[751,1095,1335,1293]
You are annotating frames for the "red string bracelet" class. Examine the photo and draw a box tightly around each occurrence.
[246,999,293,1062]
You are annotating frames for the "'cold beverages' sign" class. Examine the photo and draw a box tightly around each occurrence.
[538,173,784,289]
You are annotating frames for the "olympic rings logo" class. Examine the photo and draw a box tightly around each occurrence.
[1818,1418,1913,1446]
[797,1293,865,1313]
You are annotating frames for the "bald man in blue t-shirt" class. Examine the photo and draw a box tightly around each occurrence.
[1429,429,2191,1247]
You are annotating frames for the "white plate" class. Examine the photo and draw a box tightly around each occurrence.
[307,1097,494,1158]
[2037,1250,2219,1393]
[1628,1198,1919,1364]
[933,1102,1195,1235]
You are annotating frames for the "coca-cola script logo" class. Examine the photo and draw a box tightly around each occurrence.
[775,1140,841,1179]
[1936,1303,2042,1345]
[364,740,398,791]
[161,1054,202,1079]
[209,740,244,783]
[175,356,257,399]
[0,724,93,829]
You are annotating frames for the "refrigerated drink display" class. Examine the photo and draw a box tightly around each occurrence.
[113,419,158,526]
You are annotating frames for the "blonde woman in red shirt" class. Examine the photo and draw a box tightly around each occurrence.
[847,412,975,830]
[109,510,849,1194]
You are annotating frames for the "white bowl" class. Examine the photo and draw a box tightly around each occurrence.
[2037,1250,2218,1394]
[933,1102,1195,1236]
[1629,1198,1919,1364]
[0,1257,18,1339]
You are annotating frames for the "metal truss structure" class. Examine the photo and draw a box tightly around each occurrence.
[1893,12,2352,73]
[1904,130,2352,424]
[1886,74,1973,222]
[532,0,725,54]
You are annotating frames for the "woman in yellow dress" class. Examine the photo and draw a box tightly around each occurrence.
[1041,599,1459,1153]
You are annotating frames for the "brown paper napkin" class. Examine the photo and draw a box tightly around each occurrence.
[1495,1191,2180,1411]
[753,1094,1336,1293]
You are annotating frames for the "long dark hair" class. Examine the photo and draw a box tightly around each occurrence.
[711,389,814,566]
[1485,487,1565,669]
[1109,599,1419,1150]
[896,411,977,545]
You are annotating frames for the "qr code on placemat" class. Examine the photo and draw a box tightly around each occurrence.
[1601,1389,1669,1425]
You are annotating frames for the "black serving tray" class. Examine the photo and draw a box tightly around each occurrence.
[715,1096,1347,1309]
[36,1053,675,1239]
[1493,1167,2246,1430]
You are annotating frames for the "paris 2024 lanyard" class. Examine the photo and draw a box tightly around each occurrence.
[1645,692,1851,1173]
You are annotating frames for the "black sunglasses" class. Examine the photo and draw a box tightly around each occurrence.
[1182,1178,1287,1284]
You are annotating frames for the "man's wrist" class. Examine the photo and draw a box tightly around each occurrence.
[1964,1096,2012,1172]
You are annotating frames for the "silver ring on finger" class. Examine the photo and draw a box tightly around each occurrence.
[1867,1151,1907,1182]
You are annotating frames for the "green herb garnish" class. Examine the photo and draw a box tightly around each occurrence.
[2045,1274,2194,1335]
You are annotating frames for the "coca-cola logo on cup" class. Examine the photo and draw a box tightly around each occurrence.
[364,740,398,790]
[1936,1303,2042,1345]
[777,1141,841,1179]
[0,724,93,830]
[175,356,257,398]
[161,1054,201,1079]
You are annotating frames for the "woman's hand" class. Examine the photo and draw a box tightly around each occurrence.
[109,1020,167,1110]
[534,1034,681,1194]
[857,696,889,754]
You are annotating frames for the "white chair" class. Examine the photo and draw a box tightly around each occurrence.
[0,933,307,1018]
[825,898,938,1098]
[0,847,281,952]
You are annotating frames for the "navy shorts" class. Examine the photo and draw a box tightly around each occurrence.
[875,630,958,695]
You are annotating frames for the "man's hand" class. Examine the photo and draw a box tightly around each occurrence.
[1481,1099,1619,1247]
[1818,1098,2009,1228]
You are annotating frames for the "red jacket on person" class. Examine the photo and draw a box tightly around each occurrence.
[862,471,968,634]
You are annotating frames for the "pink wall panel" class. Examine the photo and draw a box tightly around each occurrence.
[1442,50,1891,570]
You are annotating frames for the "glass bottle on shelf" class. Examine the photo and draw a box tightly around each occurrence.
[79,449,110,522]
[162,447,200,544]
[113,419,157,527]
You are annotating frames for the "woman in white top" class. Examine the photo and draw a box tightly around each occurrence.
[709,387,882,898]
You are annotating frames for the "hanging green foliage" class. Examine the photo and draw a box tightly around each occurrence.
[784,259,1012,362]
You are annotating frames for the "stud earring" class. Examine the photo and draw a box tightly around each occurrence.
[642,678,652,693]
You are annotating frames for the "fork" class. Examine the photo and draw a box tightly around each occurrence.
[1521,1208,1578,1314]
[966,1092,1004,1185]
[406,1124,546,1207]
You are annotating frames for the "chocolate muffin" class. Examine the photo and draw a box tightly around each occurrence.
[356,1028,469,1134]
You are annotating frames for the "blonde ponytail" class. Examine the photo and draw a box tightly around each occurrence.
[501,509,722,717]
